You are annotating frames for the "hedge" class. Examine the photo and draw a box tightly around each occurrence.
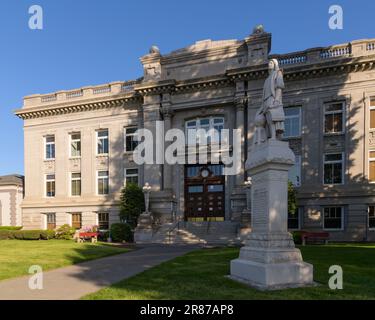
[110,223,133,243]
[0,229,56,240]
[0,226,23,231]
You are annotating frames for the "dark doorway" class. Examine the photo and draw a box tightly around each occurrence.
[184,164,225,221]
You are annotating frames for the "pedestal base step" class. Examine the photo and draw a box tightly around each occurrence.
[230,258,314,291]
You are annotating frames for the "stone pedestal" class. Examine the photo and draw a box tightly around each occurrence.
[230,139,313,290]
[134,212,153,242]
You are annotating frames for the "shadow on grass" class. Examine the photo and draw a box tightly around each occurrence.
[82,245,375,300]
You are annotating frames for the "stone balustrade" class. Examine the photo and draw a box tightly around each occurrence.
[23,80,139,108]
[272,39,375,67]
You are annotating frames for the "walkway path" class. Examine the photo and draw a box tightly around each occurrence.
[0,245,196,300]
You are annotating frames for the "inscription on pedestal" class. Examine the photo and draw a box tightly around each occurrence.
[252,188,267,232]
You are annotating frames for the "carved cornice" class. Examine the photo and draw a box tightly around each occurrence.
[15,96,141,120]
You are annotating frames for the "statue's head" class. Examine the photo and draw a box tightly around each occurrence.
[268,59,279,73]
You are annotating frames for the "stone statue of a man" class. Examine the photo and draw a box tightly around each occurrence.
[253,59,285,143]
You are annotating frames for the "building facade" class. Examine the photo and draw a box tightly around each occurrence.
[0,175,24,227]
[15,27,375,241]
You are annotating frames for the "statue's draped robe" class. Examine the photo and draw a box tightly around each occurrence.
[262,70,285,137]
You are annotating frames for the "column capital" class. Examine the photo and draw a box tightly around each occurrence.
[234,96,248,110]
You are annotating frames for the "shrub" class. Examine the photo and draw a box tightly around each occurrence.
[292,231,302,245]
[119,183,145,228]
[14,230,42,240]
[55,224,76,240]
[98,231,110,242]
[0,226,22,231]
[110,223,133,243]
[0,230,13,240]
[288,181,298,216]
[40,230,56,240]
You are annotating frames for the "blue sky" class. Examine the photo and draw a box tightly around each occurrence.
[1,0,374,175]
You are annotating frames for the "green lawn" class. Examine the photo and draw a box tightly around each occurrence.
[84,244,375,300]
[0,240,129,281]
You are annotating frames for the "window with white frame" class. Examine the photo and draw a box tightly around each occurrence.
[70,133,81,157]
[71,173,81,196]
[369,206,375,230]
[98,212,109,230]
[45,174,55,197]
[97,130,109,155]
[124,168,139,186]
[97,171,109,195]
[323,153,344,185]
[124,127,138,152]
[323,207,344,230]
[284,107,301,138]
[370,98,375,130]
[324,102,344,134]
[185,117,224,145]
[45,135,55,159]
[288,207,301,230]
[369,151,375,183]
[288,155,301,187]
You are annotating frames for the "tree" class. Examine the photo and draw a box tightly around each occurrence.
[288,181,298,215]
[119,183,145,228]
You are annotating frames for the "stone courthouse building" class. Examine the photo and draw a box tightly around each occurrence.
[15,26,375,242]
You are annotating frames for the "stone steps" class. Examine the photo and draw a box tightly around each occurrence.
[142,221,242,245]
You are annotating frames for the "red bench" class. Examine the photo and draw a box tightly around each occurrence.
[301,231,329,245]
[76,232,99,243]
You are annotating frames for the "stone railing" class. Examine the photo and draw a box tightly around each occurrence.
[278,54,307,66]
[320,45,351,59]
[93,86,111,95]
[23,80,140,108]
[273,39,375,67]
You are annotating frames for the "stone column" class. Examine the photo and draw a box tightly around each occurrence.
[162,93,173,191]
[230,139,313,290]
[234,95,246,186]
[142,94,162,191]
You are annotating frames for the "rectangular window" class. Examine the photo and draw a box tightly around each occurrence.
[46,174,55,197]
[289,155,301,187]
[185,117,224,145]
[124,168,138,186]
[45,135,55,159]
[324,153,344,185]
[71,173,81,196]
[71,213,82,229]
[98,212,109,230]
[369,151,375,183]
[324,102,344,134]
[70,133,81,157]
[97,130,109,155]
[284,107,301,138]
[97,171,109,195]
[46,213,56,230]
[323,207,343,230]
[370,98,375,130]
[125,127,138,152]
[369,206,375,230]
[288,208,301,230]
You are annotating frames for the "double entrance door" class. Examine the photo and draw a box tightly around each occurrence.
[184,164,225,222]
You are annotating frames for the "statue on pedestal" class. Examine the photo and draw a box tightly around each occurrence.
[231,58,313,290]
[134,183,153,243]
[253,59,285,144]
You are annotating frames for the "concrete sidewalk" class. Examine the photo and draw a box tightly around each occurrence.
[0,245,196,300]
